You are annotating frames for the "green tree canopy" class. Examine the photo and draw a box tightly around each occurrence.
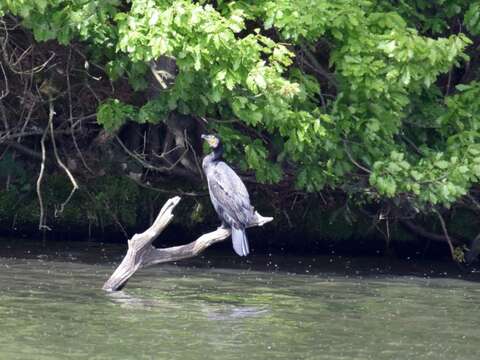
[1,0,480,213]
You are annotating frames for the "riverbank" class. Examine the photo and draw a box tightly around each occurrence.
[0,172,471,262]
[2,237,477,278]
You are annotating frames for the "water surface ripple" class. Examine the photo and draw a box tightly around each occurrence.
[1,243,479,359]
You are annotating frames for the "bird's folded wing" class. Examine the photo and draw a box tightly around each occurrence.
[210,164,254,226]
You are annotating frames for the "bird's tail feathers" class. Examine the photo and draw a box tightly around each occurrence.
[232,225,249,257]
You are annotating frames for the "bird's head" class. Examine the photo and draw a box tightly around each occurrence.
[201,134,221,149]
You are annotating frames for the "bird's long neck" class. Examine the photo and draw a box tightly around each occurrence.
[206,145,223,163]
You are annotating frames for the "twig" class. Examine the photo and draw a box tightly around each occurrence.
[127,175,207,197]
[0,61,9,100]
[434,209,456,261]
[466,194,480,211]
[0,128,77,142]
[47,99,79,216]
[116,135,196,181]
[11,45,32,67]
[300,44,338,88]
[343,140,372,174]
[0,99,9,131]
[466,232,480,263]
[184,128,204,180]
[17,101,35,140]
[446,69,452,96]
[36,124,50,231]
[66,49,94,174]
[84,190,129,239]
[150,59,176,89]
[6,50,55,75]
[401,219,458,244]
[401,134,424,156]
[3,140,42,159]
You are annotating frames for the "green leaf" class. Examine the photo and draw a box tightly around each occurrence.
[435,160,449,170]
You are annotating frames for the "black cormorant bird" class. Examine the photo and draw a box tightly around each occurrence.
[201,134,255,256]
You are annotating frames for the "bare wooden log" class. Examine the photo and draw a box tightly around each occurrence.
[102,196,273,292]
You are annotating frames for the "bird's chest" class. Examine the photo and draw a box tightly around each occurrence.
[202,163,214,177]
[203,162,221,182]
[202,165,218,197]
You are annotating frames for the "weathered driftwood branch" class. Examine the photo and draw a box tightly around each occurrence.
[103,196,273,292]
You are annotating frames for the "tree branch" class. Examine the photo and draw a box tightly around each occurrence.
[401,219,460,246]
[3,140,42,159]
[434,209,456,261]
[300,44,338,88]
[36,123,50,231]
[343,140,372,174]
[48,100,79,216]
[102,196,273,292]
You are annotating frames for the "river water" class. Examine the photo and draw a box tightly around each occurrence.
[1,241,480,360]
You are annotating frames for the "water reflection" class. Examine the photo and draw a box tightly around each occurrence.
[204,306,269,321]
[107,287,270,321]
[106,290,164,309]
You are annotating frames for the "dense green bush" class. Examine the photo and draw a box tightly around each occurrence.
[1,0,480,214]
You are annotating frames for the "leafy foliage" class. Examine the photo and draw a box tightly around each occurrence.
[97,99,137,132]
[2,0,480,209]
